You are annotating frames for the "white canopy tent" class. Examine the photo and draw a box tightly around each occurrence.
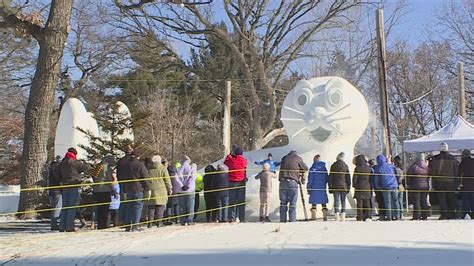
[403,115,474,152]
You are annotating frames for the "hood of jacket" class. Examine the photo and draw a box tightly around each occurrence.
[312,161,327,171]
[354,155,367,167]
[376,154,387,165]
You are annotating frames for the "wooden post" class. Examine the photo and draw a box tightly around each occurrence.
[458,62,466,118]
[376,9,392,155]
[223,81,231,156]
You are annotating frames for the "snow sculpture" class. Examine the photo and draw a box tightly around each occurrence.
[207,76,369,219]
[55,99,134,160]
[55,98,97,160]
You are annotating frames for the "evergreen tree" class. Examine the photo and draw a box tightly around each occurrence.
[78,102,133,162]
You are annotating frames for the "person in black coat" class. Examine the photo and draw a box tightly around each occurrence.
[122,151,150,231]
[48,155,62,230]
[203,165,218,222]
[459,149,474,219]
[56,148,91,232]
[214,164,230,222]
[352,155,373,221]
[429,142,459,220]
[328,152,351,221]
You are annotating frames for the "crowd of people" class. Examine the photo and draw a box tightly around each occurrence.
[47,142,473,232]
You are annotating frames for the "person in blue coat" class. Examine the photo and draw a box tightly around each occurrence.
[307,155,329,221]
[373,154,399,221]
[255,153,281,173]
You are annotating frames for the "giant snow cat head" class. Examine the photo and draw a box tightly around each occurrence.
[281,76,369,153]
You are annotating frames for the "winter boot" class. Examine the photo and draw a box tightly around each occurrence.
[310,208,317,221]
[341,212,346,222]
[259,216,265,222]
[335,212,340,221]
[264,217,271,222]
[322,208,328,221]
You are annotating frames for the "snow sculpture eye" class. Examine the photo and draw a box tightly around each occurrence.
[293,79,313,109]
[326,87,342,108]
[294,88,312,108]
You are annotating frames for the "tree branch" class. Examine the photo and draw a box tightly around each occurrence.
[0,4,44,40]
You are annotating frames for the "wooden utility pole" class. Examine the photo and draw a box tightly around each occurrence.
[458,62,466,118]
[223,81,231,156]
[376,9,392,155]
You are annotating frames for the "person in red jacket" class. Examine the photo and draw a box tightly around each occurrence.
[224,147,248,222]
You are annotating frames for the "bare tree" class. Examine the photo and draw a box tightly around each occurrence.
[434,0,473,118]
[115,0,364,149]
[0,0,74,216]
[60,0,127,101]
[387,41,458,149]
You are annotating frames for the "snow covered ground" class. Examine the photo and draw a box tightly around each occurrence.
[1,219,473,266]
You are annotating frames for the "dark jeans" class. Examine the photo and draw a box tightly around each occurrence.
[375,190,385,217]
[194,191,201,220]
[124,192,144,228]
[462,192,474,217]
[411,190,429,219]
[382,190,399,220]
[356,198,371,221]
[60,187,80,231]
[165,202,180,223]
[49,192,62,230]
[178,193,195,224]
[204,192,217,222]
[108,209,119,227]
[228,181,246,222]
[437,192,457,219]
[216,195,229,222]
[279,179,298,222]
[147,205,166,225]
[333,192,347,213]
[94,192,111,229]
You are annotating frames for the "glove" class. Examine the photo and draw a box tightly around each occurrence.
[181,185,189,191]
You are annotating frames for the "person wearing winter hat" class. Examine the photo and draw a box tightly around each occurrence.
[255,153,281,173]
[90,155,117,230]
[429,142,459,219]
[224,146,248,222]
[48,155,62,230]
[255,163,277,222]
[176,155,197,226]
[278,150,308,223]
[56,147,91,232]
[406,152,430,220]
[328,152,351,221]
[122,150,150,231]
[307,155,329,221]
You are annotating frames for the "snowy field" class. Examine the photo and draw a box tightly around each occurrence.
[1,219,473,266]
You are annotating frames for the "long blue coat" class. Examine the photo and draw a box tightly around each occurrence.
[307,161,329,204]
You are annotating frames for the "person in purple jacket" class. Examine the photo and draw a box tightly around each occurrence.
[176,155,197,226]
[407,152,430,220]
